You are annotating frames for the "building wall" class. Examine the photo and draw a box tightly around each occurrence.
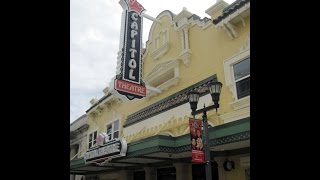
[85,0,250,152]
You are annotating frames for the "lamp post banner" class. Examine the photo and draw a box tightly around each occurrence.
[189,118,205,163]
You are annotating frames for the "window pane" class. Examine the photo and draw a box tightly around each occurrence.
[89,133,92,141]
[114,131,119,139]
[89,143,92,148]
[114,120,119,131]
[93,131,97,139]
[236,77,250,99]
[234,58,250,80]
[107,125,112,134]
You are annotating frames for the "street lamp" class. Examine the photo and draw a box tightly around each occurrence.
[188,81,222,180]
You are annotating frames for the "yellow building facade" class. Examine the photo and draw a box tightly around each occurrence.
[70,0,250,180]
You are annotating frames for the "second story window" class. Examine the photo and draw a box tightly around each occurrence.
[233,57,250,99]
[106,120,119,140]
[88,131,97,149]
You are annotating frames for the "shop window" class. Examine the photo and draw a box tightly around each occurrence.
[106,120,120,140]
[88,131,97,149]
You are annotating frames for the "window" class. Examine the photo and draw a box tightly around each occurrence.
[233,57,250,99]
[106,120,119,140]
[88,131,97,149]
[223,49,250,111]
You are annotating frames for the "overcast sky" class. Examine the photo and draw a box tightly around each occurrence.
[70,0,236,123]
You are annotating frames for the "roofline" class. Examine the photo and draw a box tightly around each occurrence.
[212,0,250,25]
[85,93,112,113]
[70,114,87,126]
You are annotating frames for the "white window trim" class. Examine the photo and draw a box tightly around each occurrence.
[87,129,98,149]
[105,118,121,140]
[223,49,250,110]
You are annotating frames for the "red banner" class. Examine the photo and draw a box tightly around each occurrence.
[189,118,205,163]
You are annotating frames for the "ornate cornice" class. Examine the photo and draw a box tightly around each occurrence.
[124,75,217,127]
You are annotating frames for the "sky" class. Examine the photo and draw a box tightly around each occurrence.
[70,0,236,123]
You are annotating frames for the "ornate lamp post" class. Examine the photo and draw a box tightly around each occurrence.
[188,81,222,180]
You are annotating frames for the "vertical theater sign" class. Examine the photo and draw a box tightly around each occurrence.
[115,0,146,100]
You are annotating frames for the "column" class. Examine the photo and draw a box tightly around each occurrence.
[144,167,157,180]
[215,157,226,180]
[174,163,192,180]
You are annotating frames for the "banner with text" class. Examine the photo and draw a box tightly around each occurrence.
[189,118,205,163]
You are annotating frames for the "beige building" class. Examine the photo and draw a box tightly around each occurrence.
[70,114,89,180]
[71,0,250,179]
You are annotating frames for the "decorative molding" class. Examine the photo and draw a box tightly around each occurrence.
[144,60,179,83]
[173,7,193,31]
[210,131,250,147]
[127,131,250,158]
[213,0,250,26]
[143,11,176,59]
[124,75,217,127]
[125,115,190,143]
[223,22,237,39]
[240,35,250,52]
[219,105,250,124]
[144,60,180,98]
[205,0,229,18]
[223,49,250,100]
[151,42,169,60]
[230,96,250,110]
[179,49,192,66]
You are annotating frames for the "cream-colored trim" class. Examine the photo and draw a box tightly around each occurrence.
[223,22,237,39]
[179,49,192,66]
[230,96,250,110]
[205,1,229,18]
[178,26,192,66]
[151,29,170,60]
[219,106,250,124]
[144,59,180,98]
[87,94,120,116]
[173,7,193,31]
[124,94,214,143]
[143,11,175,59]
[144,60,179,81]
[223,49,250,99]
[190,19,213,30]
[105,116,121,140]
